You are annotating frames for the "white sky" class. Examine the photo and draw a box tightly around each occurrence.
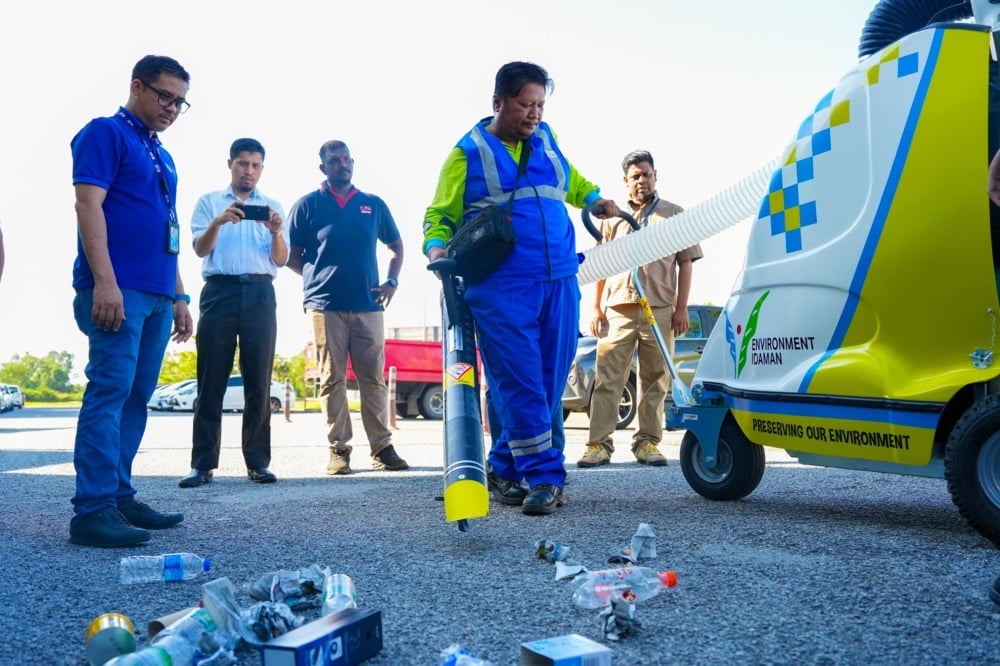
[0,0,881,380]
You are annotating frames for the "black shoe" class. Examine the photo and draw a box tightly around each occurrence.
[70,507,151,547]
[991,575,1000,607]
[522,484,566,515]
[178,469,213,488]
[372,445,409,471]
[118,499,184,530]
[248,467,277,484]
[487,470,528,506]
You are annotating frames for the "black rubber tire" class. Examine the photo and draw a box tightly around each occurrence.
[269,397,281,413]
[417,384,444,420]
[615,378,637,430]
[944,395,1000,547]
[680,417,765,501]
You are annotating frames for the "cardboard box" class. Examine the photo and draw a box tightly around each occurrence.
[260,607,382,666]
[520,633,613,666]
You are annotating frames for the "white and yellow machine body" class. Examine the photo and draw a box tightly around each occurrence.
[680,23,999,474]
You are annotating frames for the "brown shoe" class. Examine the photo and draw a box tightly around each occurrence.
[326,446,353,475]
[577,443,611,468]
[633,441,668,466]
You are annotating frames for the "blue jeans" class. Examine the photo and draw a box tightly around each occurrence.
[71,289,173,522]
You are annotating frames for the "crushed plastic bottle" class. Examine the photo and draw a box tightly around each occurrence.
[321,571,358,616]
[119,553,210,584]
[104,635,192,665]
[569,566,677,609]
[105,608,236,666]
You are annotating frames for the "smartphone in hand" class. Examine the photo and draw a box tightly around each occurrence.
[240,204,270,221]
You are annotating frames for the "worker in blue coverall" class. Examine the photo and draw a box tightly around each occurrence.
[423,61,620,515]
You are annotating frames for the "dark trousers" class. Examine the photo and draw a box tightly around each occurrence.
[191,276,277,470]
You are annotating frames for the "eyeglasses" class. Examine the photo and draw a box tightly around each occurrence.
[142,81,191,114]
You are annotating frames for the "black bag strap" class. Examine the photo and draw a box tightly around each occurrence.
[503,141,532,212]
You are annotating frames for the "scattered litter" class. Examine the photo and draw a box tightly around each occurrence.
[607,547,636,565]
[85,612,136,665]
[555,560,586,581]
[241,601,305,643]
[597,598,641,641]
[534,539,571,563]
[202,577,256,646]
[249,564,326,610]
[440,643,495,665]
[630,523,657,560]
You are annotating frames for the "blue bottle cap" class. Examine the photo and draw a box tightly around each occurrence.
[203,557,211,572]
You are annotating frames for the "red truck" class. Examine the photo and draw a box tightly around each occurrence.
[346,339,444,420]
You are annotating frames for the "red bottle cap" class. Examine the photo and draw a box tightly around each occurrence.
[659,570,678,587]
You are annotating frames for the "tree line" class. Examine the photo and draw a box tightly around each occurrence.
[0,349,311,403]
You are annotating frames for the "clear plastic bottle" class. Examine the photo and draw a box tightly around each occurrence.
[569,566,677,609]
[104,639,188,666]
[321,572,358,615]
[119,553,211,584]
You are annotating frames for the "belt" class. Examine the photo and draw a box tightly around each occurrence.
[205,274,273,284]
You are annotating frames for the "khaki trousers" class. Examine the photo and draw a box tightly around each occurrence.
[310,310,392,455]
[587,303,674,452]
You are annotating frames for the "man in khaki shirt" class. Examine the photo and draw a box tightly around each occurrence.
[579,150,703,467]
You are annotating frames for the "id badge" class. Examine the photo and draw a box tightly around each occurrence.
[167,212,180,255]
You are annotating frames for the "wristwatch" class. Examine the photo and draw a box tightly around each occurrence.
[386,278,399,288]
[174,293,191,305]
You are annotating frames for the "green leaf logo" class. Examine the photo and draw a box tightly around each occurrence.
[737,291,770,378]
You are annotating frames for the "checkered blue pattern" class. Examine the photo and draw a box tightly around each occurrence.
[757,44,920,253]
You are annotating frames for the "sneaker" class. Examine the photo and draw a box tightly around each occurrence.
[70,507,150,547]
[487,470,528,506]
[633,441,668,466]
[118,498,184,529]
[577,443,611,468]
[372,445,409,471]
[327,446,353,475]
[522,484,567,515]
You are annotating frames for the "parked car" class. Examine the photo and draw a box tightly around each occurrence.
[0,384,11,413]
[166,376,296,413]
[148,379,198,410]
[5,385,24,409]
[561,304,722,429]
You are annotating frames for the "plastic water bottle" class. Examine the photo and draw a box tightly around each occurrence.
[321,572,358,615]
[569,566,677,609]
[119,553,210,584]
[104,635,193,665]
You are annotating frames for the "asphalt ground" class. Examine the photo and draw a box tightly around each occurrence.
[1,406,998,665]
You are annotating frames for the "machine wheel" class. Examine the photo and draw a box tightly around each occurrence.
[269,397,281,413]
[944,395,1000,547]
[418,384,444,420]
[615,378,637,430]
[680,417,765,501]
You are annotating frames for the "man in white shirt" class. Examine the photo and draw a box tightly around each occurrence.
[179,138,288,487]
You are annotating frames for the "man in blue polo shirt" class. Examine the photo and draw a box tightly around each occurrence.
[179,138,288,488]
[70,54,193,548]
[287,140,408,475]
